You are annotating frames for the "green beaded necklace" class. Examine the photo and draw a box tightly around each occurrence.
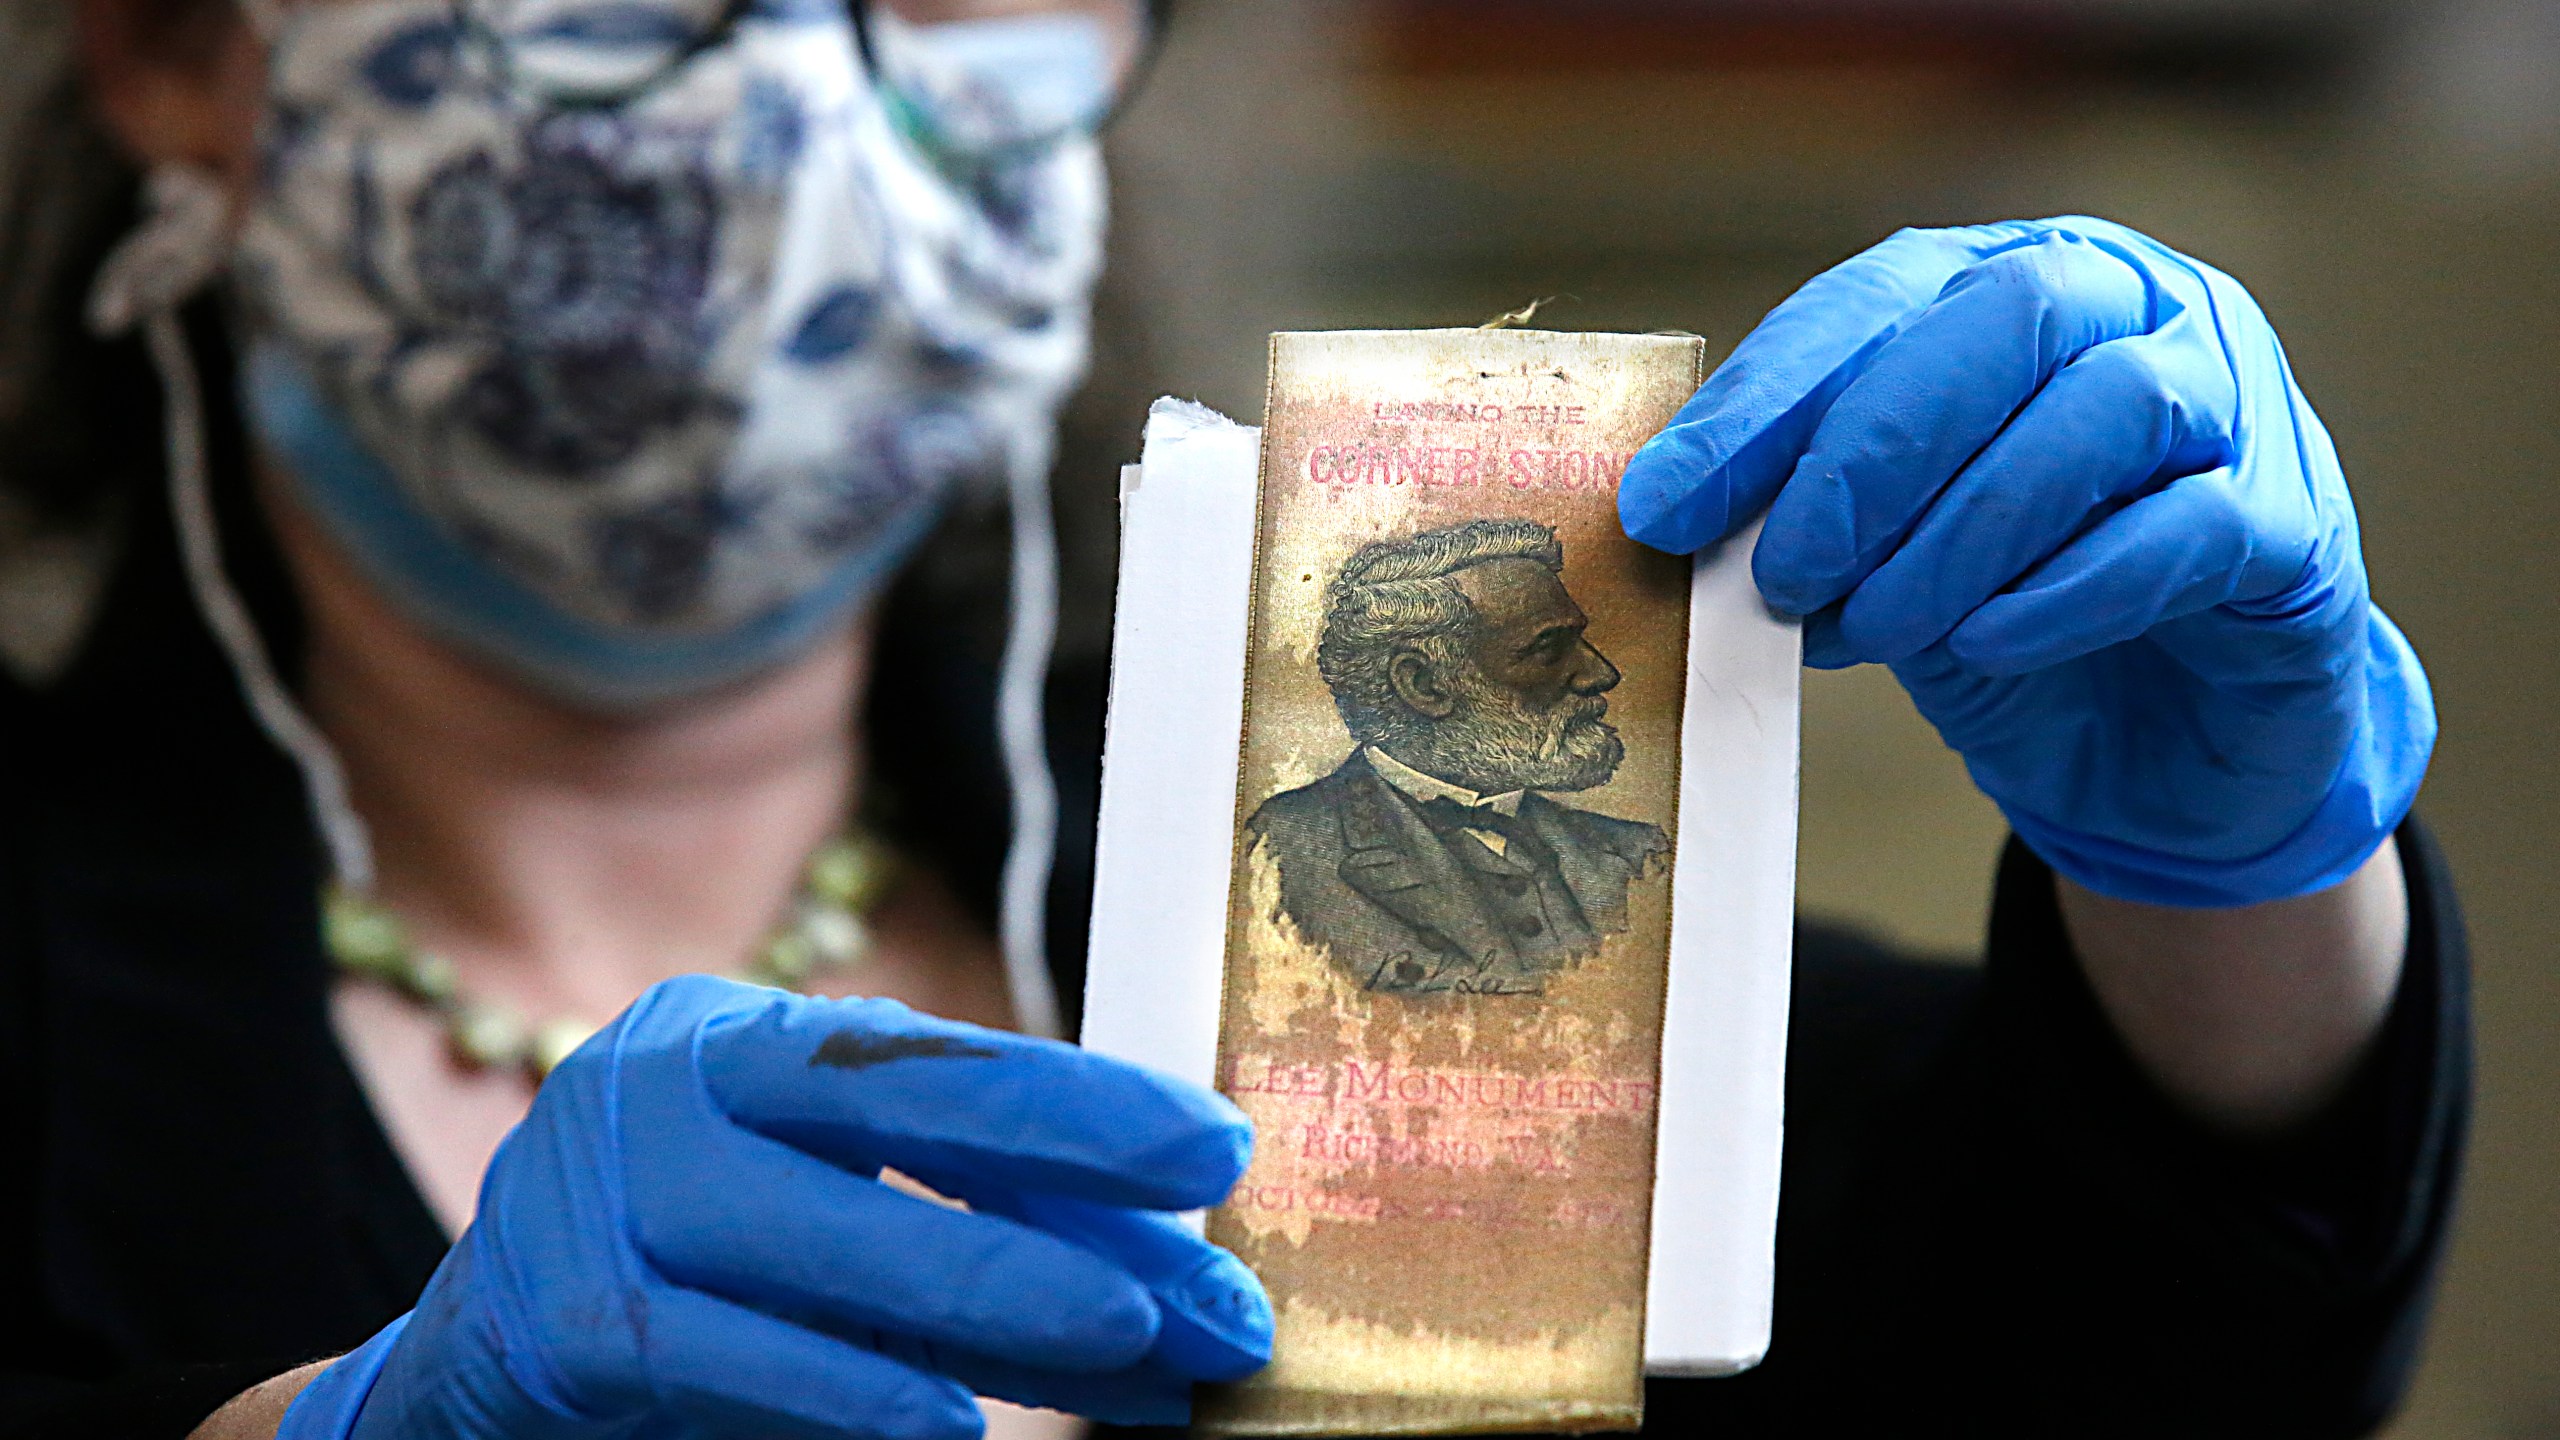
[322,833,897,1082]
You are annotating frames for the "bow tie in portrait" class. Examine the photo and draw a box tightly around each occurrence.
[1417,795,1527,840]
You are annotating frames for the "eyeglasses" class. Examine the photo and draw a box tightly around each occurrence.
[456,0,1166,165]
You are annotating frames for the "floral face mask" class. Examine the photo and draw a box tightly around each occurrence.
[232,0,1106,707]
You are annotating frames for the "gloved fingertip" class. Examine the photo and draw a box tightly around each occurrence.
[1749,530,1843,623]
[1098,1274,1174,1369]
[1798,608,1861,670]
[1150,1248,1273,1382]
[1619,428,1733,555]
[1137,1115,1256,1212]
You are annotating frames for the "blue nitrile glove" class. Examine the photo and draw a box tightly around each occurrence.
[277,975,1271,1440]
[1621,216,2433,907]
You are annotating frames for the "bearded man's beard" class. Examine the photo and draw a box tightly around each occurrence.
[1381,670,1624,795]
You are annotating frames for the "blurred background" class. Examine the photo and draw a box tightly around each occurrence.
[1048,0,2558,1433]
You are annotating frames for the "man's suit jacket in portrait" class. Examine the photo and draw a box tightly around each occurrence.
[1245,750,1668,996]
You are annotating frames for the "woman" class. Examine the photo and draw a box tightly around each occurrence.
[13,0,1268,1434]
[0,0,2467,1433]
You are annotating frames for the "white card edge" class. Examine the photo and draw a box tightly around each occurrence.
[1079,399,1260,1102]
[1642,516,1800,1373]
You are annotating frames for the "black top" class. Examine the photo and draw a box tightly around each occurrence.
[0,310,2469,1438]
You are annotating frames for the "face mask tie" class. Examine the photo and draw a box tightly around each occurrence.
[994,420,1061,1038]
[88,161,378,892]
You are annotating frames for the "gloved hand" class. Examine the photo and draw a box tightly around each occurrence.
[1622,217,2432,907]
[278,975,1271,1440]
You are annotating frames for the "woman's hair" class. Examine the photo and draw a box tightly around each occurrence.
[1315,517,1563,745]
[0,0,229,531]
